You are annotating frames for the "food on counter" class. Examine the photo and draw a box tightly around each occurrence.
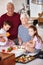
[16,55,35,63]
[7,47,13,52]
[13,47,17,50]
[6,32,10,37]
[18,57,26,62]
[2,49,5,52]
[7,46,18,52]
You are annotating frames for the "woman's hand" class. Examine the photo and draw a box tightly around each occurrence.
[18,37,23,45]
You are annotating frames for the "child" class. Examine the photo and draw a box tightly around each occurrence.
[0,20,15,46]
[25,25,42,53]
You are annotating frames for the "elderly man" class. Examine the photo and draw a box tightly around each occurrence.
[0,2,21,44]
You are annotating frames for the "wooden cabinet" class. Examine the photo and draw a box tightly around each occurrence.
[38,12,43,25]
[0,53,15,65]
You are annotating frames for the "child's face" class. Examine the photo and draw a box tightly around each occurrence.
[28,28,36,37]
[3,24,11,31]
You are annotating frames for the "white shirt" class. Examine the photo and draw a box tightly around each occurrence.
[0,28,8,46]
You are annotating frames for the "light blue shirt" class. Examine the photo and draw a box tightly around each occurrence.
[18,25,31,43]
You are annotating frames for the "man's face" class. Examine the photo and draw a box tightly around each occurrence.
[7,4,14,15]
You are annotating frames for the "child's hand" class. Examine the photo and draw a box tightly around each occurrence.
[6,32,10,37]
[29,40,33,44]
[0,37,6,42]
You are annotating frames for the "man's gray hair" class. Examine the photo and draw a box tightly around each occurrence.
[7,2,14,7]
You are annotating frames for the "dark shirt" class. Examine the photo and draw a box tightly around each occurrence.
[0,12,21,40]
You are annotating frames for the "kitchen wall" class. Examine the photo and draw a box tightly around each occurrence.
[30,0,42,17]
[12,0,26,12]
[0,0,12,16]
[0,0,42,17]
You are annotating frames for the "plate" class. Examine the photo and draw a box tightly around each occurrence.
[0,42,6,46]
[16,55,35,64]
[10,49,26,57]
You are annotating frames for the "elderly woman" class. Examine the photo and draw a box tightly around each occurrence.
[18,13,32,45]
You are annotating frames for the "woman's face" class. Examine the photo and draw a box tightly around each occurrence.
[28,28,36,37]
[21,16,28,25]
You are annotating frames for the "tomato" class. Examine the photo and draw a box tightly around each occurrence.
[2,49,5,52]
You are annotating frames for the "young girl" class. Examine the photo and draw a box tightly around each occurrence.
[25,25,42,53]
[0,20,15,46]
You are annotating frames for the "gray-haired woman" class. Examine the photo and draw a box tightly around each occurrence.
[18,13,32,45]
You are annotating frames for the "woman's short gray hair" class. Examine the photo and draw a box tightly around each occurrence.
[20,13,29,20]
